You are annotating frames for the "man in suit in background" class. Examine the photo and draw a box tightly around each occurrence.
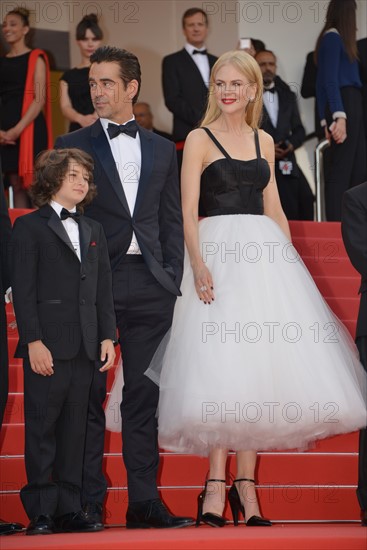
[342,181,367,527]
[162,6,217,217]
[162,7,217,144]
[56,46,193,529]
[133,102,172,140]
[256,50,314,220]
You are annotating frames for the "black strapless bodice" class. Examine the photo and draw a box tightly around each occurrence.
[200,128,270,216]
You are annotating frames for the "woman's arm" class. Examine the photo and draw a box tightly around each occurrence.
[181,129,214,303]
[59,79,97,128]
[3,57,46,142]
[260,130,291,241]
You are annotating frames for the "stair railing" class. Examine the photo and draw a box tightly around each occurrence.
[314,138,330,222]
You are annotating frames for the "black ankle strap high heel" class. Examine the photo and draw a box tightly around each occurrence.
[228,478,272,527]
[196,479,226,528]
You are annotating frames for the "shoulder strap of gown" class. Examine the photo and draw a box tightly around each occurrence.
[201,127,233,161]
[254,128,261,160]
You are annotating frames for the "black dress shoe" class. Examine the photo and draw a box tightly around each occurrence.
[26,515,55,535]
[0,519,24,536]
[126,499,195,529]
[55,510,103,533]
[82,502,104,530]
[362,510,367,526]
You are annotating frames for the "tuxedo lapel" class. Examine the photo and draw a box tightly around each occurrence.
[181,49,208,88]
[133,128,154,215]
[41,206,78,258]
[90,120,130,215]
[79,217,92,263]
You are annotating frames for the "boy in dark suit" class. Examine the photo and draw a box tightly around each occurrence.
[11,148,116,535]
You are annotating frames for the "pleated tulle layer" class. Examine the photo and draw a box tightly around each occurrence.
[148,214,367,455]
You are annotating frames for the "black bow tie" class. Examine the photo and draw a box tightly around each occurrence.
[60,208,80,223]
[264,87,276,94]
[107,120,138,139]
[192,49,207,55]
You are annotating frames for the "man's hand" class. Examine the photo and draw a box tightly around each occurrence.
[99,339,116,372]
[28,341,54,376]
[274,141,293,160]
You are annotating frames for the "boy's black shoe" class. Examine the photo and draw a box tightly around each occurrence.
[55,510,103,532]
[26,515,55,535]
[0,519,24,536]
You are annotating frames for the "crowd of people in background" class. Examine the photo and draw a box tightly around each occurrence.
[0,0,366,537]
[1,2,366,218]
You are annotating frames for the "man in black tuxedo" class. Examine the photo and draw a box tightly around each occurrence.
[55,46,193,529]
[341,181,367,527]
[256,50,314,220]
[162,8,217,144]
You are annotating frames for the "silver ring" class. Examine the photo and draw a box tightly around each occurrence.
[200,285,207,292]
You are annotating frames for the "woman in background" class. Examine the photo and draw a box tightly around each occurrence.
[315,0,366,220]
[0,7,52,207]
[60,14,102,132]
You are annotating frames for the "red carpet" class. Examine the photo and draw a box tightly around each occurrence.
[1,218,364,548]
[1,525,366,550]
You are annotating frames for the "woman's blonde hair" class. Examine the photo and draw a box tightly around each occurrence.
[201,50,263,128]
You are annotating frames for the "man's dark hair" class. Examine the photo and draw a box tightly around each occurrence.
[90,46,141,104]
[255,49,276,60]
[30,148,96,212]
[182,8,208,27]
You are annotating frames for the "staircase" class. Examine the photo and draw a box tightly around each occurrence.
[0,219,362,526]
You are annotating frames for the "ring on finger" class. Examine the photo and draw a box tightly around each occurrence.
[200,285,207,292]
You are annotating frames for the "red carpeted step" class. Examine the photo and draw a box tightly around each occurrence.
[1,452,358,494]
[302,256,357,277]
[313,276,360,299]
[0,485,361,526]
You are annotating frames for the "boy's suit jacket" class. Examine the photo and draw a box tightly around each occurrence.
[11,205,116,360]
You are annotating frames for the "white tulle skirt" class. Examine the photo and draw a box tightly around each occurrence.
[143,214,367,455]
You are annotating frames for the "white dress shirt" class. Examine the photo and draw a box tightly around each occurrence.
[263,83,279,128]
[100,117,142,254]
[185,43,210,87]
[50,200,81,261]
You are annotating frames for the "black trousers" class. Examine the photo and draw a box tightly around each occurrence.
[356,336,367,511]
[276,166,315,221]
[325,87,367,221]
[114,257,176,503]
[81,367,108,506]
[20,346,94,519]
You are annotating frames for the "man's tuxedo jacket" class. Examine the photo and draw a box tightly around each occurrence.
[260,76,306,179]
[55,121,184,296]
[11,205,116,360]
[162,48,217,141]
[342,181,367,338]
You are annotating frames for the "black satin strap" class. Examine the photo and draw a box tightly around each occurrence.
[202,128,233,162]
[254,129,261,161]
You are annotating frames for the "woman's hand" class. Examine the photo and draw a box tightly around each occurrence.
[329,118,347,144]
[0,129,17,145]
[193,262,215,304]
